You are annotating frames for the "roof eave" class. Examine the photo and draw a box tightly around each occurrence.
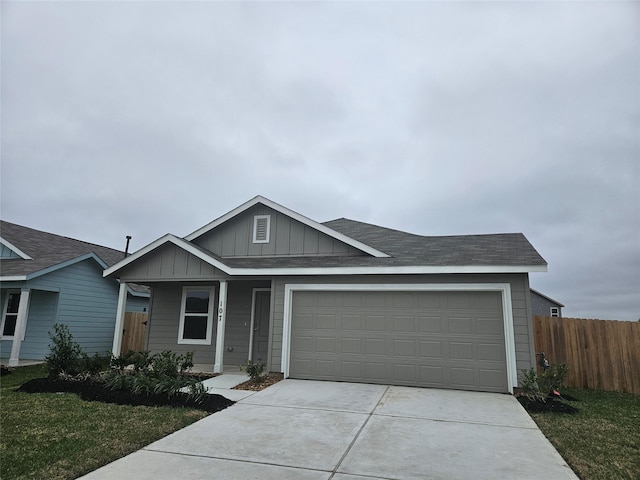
[222,264,548,275]
[1,253,110,282]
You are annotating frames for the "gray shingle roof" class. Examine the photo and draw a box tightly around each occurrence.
[0,220,128,277]
[324,218,547,266]
[215,218,547,269]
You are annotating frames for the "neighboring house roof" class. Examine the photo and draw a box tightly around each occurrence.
[0,221,149,295]
[104,196,547,278]
[530,288,565,307]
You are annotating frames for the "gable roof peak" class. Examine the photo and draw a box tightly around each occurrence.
[184,196,390,258]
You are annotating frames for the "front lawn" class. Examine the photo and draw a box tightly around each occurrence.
[0,364,210,480]
[529,387,640,480]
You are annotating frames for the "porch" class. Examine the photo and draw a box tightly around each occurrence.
[112,279,273,374]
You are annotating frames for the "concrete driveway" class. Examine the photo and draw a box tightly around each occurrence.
[81,380,577,479]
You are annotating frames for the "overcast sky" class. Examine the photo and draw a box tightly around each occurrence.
[2,1,638,321]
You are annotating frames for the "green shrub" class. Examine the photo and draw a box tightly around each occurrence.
[241,359,267,383]
[519,363,569,403]
[104,350,205,404]
[538,363,568,394]
[150,351,194,377]
[81,352,112,374]
[110,350,151,372]
[519,368,547,402]
[45,323,84,377]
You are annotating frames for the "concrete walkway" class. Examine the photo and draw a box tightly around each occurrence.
[199,373,254,401]
[81,380,578,480]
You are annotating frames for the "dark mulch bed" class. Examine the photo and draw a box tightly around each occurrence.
[233,373,284,391]
[0,366,12,377]
[517,395,579,414]
[17,378,234,413]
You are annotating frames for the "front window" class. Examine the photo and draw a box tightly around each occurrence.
[178,287,215,344]
[1,292,20,337]
[550,307,560,317]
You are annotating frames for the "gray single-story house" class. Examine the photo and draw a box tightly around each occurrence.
[530,289,564,318]
[0,221,149,366]
[105,196,547,393]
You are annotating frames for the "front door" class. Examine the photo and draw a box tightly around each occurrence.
[251,289,270,364]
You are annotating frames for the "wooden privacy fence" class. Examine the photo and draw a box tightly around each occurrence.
[121,312,148,353]
[533,316,640,394]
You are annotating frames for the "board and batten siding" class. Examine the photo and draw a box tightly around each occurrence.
[118,243,230,283]
[145,281,270,366]
[192,205,364,258]
[268,274,535,379]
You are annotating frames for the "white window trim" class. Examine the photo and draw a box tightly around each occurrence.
[550,307,560,317]
[252,215,271,244]
[281,283,517,393]
[0,290,20,339]
[178,286,215,345]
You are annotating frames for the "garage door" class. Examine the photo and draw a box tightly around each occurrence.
[289,290,508,392]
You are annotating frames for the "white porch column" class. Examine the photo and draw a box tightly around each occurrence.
[213,280,228,373]
[9,288,31,367]
[111,282,128,357]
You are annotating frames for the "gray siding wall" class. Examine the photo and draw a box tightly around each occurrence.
[146,283,217,365]
[1,259,121,360]
[18,290,59,359]
[193,205,364,258]
[269,274,534,381]
[145,281,270,367]
[126,295,149,313]
[222,280,270,366]
[531,291,562,317]
[118,243,230,283]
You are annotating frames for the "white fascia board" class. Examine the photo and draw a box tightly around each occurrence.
[0,275,27,282]
[0,237,33,260]
[184,195,390,258]
[103,234,234,278]
[226,264,548,276]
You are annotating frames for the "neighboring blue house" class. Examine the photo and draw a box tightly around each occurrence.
[530,289,564,318]
[0,221,149,366]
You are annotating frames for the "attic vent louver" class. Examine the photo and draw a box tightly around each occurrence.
[253,215,270,243]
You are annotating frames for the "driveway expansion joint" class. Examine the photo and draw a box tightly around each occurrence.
[372,412,540,429]
[143,448,333,474]
[331,385,390,475]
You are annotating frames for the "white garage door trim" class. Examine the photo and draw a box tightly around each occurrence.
[282,283,517,392]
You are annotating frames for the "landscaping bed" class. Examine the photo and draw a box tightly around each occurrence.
[233,372,284,391]
[517,392,579,414]
[18,376,233,413]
